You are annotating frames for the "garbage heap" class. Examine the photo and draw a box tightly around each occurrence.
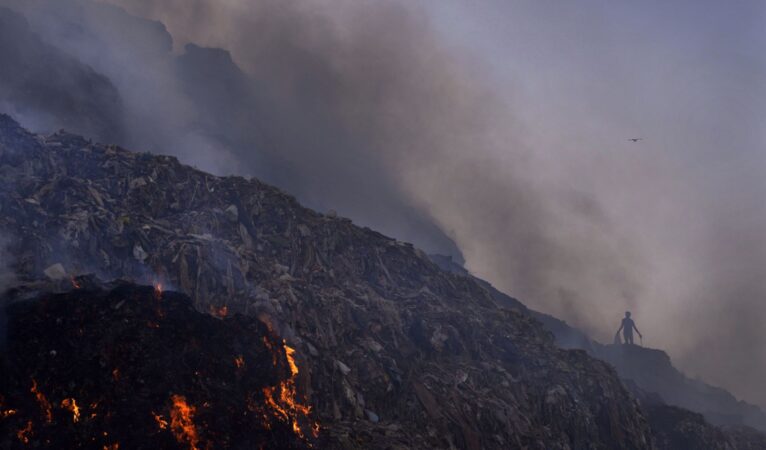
[3,114,758,449]
[0,279,318,449]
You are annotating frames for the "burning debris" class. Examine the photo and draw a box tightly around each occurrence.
[0,282,318,449]
[59,398,80,423]
[170,395,201,450]
[1,115,764,448]
[29,380,52,424]
[262,341,319,440]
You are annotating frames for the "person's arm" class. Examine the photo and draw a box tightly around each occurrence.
[634,323,642,338]
[616,323,624,335]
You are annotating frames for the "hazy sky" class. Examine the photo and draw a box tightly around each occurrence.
[2,0,765,407]
[426,0,766,404]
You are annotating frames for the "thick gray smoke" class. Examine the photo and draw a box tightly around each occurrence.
[0,0,764,407]
[1,0,468,260]
[428,0,766,406]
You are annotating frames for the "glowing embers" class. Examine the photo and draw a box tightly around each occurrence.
[60,398,81,423]
[1,395,18,419]
[170,395,202,450]
[261,340,320,441]
[151,411,168,430]
[17,420,33,444]
[2,284,319,448]
[30,379,52,423]
[209,304,228,318]
[153,282,167,319]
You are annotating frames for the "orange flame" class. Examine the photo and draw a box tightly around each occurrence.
[261,340,320,440]
[284,344,299,377]
[30,379,52,423]
[0,396,17,419]
[71,277,82,289]
[17,420,33,444]
[103,444,119,450]
[170,395,201,450]
[61,398,81,423]
[152,411,168,430]
[234,355,245,369]
[154,283,163,299]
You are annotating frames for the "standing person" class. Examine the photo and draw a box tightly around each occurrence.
[615,311,642,345]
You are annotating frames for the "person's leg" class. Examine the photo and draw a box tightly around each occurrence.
[625,333,633,345]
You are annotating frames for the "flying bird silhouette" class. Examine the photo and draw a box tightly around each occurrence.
[628,138,643,142]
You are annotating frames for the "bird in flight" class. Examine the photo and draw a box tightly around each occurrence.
[628,138,643,142]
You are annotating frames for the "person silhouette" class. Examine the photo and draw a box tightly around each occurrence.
[615,311,642,345]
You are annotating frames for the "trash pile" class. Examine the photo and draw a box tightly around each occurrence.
[435,254,766,447]
[0,114,761,449]
[0,279,318,449]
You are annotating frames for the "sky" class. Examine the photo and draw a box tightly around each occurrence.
[427,0,766,404]
[1,0,764,407]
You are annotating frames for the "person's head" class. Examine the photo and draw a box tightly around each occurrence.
[625,311,631,318]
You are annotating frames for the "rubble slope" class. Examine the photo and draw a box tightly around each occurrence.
[0,114,661,449]
[594,344,766,432]
[431,253,766,447]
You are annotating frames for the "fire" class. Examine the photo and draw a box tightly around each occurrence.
[30,379,52,423]
[89,401,100,419]
[61,398,81,422]
[261,340,320,440]
[103,444,119,450]
[112,368,120,381]
[152,411,168,429]
[17,420,33,444]
[209,305,228,318]
[284,344,299,377]
[71,277,82,289]
[152,282,167,318]
[0,396,17,418]
[234,355,245,369]
[170,394,201,450]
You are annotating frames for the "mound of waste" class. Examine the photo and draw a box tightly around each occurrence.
[0,114,658,448]
[0,279,318,449]
[1,114,764,449]
[594,344,766,432]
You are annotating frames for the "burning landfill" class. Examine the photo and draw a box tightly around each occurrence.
[0,280,318,449]
[1,113,765,450]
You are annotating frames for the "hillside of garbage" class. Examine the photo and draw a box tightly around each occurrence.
[1,115,765,449]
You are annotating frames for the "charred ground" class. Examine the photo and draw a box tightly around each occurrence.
[0,279,317,449]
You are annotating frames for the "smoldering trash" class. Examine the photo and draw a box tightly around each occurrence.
[1,114,765,449]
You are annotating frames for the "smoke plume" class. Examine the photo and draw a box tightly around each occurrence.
[0,0,764,407]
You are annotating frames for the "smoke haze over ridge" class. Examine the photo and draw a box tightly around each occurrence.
[0,0,764,407]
